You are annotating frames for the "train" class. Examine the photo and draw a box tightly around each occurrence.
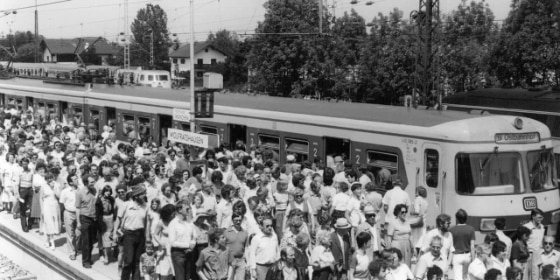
[443,87,560,170]
[0,78,558,241]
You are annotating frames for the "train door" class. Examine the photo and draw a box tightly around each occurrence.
[229,124,247,149]
[106,107,116,131]
[25,97,33,112]
[60,102,68,124]
[324,137,351,167]
[422,143,443,220]
[159,114,173,146]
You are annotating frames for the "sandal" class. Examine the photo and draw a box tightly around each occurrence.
[69,254,76,261]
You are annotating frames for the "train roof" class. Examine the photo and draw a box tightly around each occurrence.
[443,87,560,114]
[0,77,482,127]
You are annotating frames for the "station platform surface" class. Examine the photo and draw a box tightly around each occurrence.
[0,211,119,280]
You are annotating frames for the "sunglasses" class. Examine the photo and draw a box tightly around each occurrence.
[431,246,442,250]
[401,211,408,214]
[295,195,303,198]
[544,242,554,245]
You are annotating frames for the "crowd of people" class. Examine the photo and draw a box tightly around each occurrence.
[0,107,559,280]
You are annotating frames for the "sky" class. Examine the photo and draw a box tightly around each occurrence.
[0,0,513,42]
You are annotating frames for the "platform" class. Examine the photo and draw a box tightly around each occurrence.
[0,211,119,280]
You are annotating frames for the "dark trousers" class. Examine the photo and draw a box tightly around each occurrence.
[80,215,97,266]
[18,187,33,231]
[121,229,145,280]
[171,248,196,280]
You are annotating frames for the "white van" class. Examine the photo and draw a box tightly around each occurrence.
[136,70,171,88]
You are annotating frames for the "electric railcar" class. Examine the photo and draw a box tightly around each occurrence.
[0,78,559,240]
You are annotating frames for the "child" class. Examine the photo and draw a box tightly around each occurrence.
[139,242,157,280]
[273,176,290,240]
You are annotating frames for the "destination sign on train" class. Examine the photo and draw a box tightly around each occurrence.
[494,132,540,144]
[168,128,208,148]
[173,108,190,122]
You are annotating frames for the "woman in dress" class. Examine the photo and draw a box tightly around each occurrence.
[153,204,175,280]
[387,203,413,267]
[31,164,47,233]
[410,186,428,257]
[41,172,61,250]
[147,197,161,244]
[96,185,115,264]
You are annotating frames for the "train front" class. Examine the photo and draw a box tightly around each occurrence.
[442,115,560,241]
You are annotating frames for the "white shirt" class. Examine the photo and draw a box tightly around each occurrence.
[421,229,455,260]
[489,255,510,276]
[249,232,280,269]
[382,186,411,223]
[523,221,545,252]
[59,186,77,212]
[496,230,513,260]
[468,258,487,280]
[168,217,197,249]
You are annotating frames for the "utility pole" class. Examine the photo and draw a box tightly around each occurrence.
[34,0,38,63]
[189,0,195,133]
[123,0,130,69]
[413,0,440,108]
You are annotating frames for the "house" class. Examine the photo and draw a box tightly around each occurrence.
[168,41,227,79]
[40,37,118,65]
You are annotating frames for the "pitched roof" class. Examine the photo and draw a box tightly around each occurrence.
[41,37,118,55]
[168,41,227,58]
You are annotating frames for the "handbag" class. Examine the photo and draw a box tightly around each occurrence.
[409,215,424,228]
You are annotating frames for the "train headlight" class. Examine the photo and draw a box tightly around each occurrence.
[551,210,560,224]
[514,117,523,130]
[480,218,496,232]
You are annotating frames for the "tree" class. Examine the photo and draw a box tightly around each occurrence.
[207,30,248,87]
[14,43,37,62]
[358,9,417,104]
[246,0,326,96]
[0,31,40,62]
[130,4,172,69]
[442,0,497,92]
[488,0,560,87]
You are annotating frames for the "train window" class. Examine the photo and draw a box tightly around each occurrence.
[158,75,169,81]
[140,75,145,81]
[90,109,100,131]
[106,107,116,131]
[425,149,439,188]
[259,134,280,150]
[199,125,218,135]
[16,99,23,111]
[527,148,557,192]
[285,138,309,162]
[181,123,191,131]
[147,75,153,81]
[138,117,151,142]
[367,150,399,175]
[123,114,137,140]
[456,152,523,195]
[547,116,560,137]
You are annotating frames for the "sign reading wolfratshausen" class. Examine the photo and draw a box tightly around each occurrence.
[168,128,208,148]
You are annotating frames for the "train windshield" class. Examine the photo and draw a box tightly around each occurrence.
[527,148,557,191]
[456,152,524,195]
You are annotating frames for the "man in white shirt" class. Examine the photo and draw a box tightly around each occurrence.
[494,218,512,260]
[168,199,197,280]
[59,173,79,259]
[357,205,381,259]
[422,214,455,266]
[468,244,491,280]
[540,236,560,270]
[524,209,545,280]
[249,216,279,280]
[382,179,411,224]
[415,236,449,280]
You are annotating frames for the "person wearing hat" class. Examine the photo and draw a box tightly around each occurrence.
[330,218,352,279]
[115,176,148,279]
[357,205,382,258]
